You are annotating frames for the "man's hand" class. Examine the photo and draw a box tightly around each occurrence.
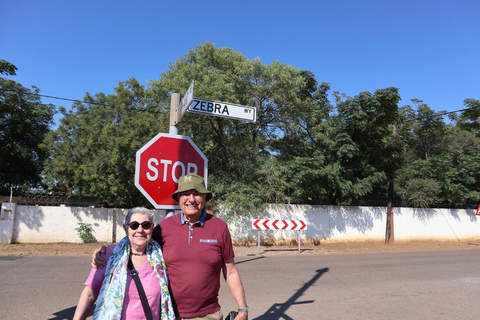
[234,311,248,320]
[91,246,106,268]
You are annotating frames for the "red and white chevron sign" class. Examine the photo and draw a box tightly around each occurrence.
[252,219,307,230]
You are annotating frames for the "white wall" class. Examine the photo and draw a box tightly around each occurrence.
[13,206,114,243]
[0,202,16,243]
[226,204,480,243]
[394,207,480,241]
[5,205,166,243]
[1,203,479,243]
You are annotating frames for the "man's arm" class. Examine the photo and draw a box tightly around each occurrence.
[224,260,248,320]
[91,246,106,268]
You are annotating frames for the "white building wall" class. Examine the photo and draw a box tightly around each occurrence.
[1,203,479,243]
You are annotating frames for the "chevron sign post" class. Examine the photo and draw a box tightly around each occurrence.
[252,219,307,253]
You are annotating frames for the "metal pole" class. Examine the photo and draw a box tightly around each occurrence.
[169,93,180,135]
[165,209,175,218]
[257,230,261,254]
[112,208,117,243]
[298,231,301,252]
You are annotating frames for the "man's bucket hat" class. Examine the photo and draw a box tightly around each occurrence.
[171,173,212,202]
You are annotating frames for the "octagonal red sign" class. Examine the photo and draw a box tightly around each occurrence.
[135,133,208,209]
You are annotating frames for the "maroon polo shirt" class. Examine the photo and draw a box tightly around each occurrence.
[153,211,234,318]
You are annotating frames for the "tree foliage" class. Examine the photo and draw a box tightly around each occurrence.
[325,88,401,205]
[394,99,480,207]
[0,60,55,193]
[457,98,480,135]
[33,43,480,211]
[149,42,331,214]
[42,78,165,206]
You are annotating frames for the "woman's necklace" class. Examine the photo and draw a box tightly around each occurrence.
[131,251,145,256]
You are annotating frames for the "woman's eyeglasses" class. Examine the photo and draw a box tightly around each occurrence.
[128,221,153,230]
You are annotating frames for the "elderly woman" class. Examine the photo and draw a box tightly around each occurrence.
[73,207,175,320]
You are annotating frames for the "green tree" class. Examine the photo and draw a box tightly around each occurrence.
[457,99,480,136]
[0,60,55,193]
[42,78,164,206]
[322,87,401,205]
[395,101,480,207]
[43,43,328,212]
[268,81,334,205]
[39,43,478,210]
[404,99,448,160]
[150,42,328,214]
[398,178,441,208]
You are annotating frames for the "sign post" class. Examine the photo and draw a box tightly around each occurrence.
[169,81,194,133]
[135,133,208,209]
[169,93,180,135]
[252,219,307,253]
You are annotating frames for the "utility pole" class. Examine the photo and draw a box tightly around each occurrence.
[385,124,397,244]
[385,180,394,244]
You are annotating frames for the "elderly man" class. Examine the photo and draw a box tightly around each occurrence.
[93,174,248,320]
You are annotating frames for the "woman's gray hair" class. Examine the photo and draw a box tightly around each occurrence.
[124,207,154,225]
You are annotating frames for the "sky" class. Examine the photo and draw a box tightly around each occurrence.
[2,0,479,127]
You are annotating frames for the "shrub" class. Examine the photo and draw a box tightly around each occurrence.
[75,222,96,243]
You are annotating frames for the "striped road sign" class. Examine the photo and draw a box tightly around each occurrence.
[252,219,307,230]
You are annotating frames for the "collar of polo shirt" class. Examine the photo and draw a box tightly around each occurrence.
[181,209,207,226]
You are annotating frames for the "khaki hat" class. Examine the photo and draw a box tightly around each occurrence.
[171,173,212,202]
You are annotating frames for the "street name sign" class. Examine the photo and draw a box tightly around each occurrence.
[188,97,257,122]
[177,80,194,123]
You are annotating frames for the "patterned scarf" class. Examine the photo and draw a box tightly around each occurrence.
[93,237,175,320]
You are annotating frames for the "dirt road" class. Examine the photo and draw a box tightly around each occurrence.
[1,239,479,257]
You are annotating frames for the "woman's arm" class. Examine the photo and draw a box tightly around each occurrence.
[72,286,98,320]
[76,245,113,319]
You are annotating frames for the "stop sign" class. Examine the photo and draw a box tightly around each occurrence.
[135,133,208,209]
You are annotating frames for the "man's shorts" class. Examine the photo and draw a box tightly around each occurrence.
[178,309,223,320]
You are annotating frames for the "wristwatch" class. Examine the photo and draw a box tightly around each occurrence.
[238,306,249,312]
